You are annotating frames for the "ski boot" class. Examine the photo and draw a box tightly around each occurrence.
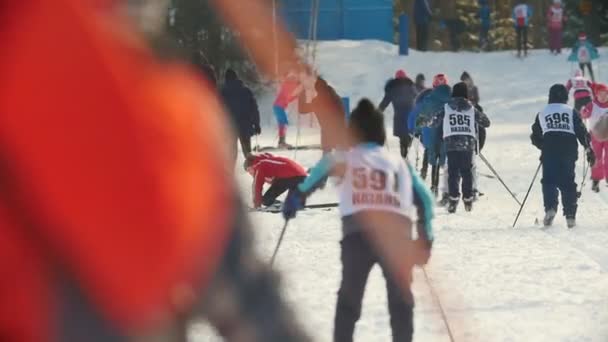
[430,186,439,198]
[447,199,459,214]
[438,192,450,207]
[566,217,576,229]
[420,167,428,181]
[543,209,557,227]
[592,180,600,193]
[463,198,474,212]
[278,137,292,150]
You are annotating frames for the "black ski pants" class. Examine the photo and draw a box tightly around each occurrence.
[334,231,414,342]
[447,150,474,201]
[516,26,528,55]
[579,62,595,82]
[399,135,414,160]
[231,133,253,169]
[262,176,306,207]
[542,156,577,218]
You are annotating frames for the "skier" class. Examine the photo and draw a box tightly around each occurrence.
[531,84,595,228]
[245,153,308,209]
[0,1,311,341]
[221,68,261,166]
[581,84,608,192]
[566,69,595,111]
[298,74,346,155]
[477,0,491,50]
[410,74,451,200]
[546,0,566,55]
[282,98,434,342]
[415,73,427,93]
[379,70,418,160]
[431,82,491,213]
[568,32,599,82]
[512,1,532,58]
[461,71,485,199]
[274,71,303,148]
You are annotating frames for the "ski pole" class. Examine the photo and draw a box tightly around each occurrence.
[422,267,455,342]
[577,157,590,198]
[270,219,290,267]
[513,162,542,228]
[478,153,522,206]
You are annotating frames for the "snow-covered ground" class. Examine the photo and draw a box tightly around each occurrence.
[195,42,608,341]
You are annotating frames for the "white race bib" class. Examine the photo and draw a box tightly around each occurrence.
[515,4,527,18]
[578,46,590,63]
[538,103,575,134]
[443,104,476,138]
[589,104,608,132]
[550,7,563,22]
[339,146,413,218]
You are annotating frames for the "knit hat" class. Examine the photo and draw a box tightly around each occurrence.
[460,71,472,82]
[395,69,407,79]
[415,73,425,83]
[594,84,608,101]
[452,82,469,99]
[432,74,448,87]
[548,84,568,104]
[579,32,587,40]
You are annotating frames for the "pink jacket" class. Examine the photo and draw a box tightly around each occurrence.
[566,78,594,100]
[274,77,301,108]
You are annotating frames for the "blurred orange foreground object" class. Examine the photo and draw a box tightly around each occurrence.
[0,0,232,340]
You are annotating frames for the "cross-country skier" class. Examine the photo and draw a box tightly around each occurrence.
[221,68,261,166]
[245,153,308,208]
[568,32,599,82]
[581,84,608,192]
[566,69,595,111]
[379,70,418,160]
[513,2,532,58]
[431,82,491,213]
[531,84,595,228]
[298,74,346,155]
[283,99,434,342]
[274,71,303,148]
[409,74,451,200]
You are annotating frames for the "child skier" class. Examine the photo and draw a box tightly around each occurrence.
[566,69,595,111]
[245,153,308,208]
[431,82,491,213]
[531,84,594,228]
[568,32,599,82]
[582,84,608,192]
[273,71,303,148]
[283,99,434,342]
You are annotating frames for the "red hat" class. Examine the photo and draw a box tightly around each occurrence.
[432,73,448,87]
[595,83,608,95]
[395,69,407,79]
[579,32,587,40]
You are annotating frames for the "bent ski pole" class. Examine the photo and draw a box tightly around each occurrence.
[513,162,542,228]
[270,219,290,267]
[479,153,522,206]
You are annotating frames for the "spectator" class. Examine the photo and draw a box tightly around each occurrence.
[512,2,533,58]
[547,0,566,55]
[414,0,433,51]
[220,68,261,166]
[415,73,427,93]
[477,0,491,50]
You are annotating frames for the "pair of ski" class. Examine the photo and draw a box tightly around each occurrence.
[250,202,338,214]
[253,144,322,152]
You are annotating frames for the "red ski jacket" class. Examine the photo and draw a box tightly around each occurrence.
[250,153,307,207]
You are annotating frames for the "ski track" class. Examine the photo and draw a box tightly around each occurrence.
[193,43,608,341]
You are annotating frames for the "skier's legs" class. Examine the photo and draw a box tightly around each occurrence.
[262,176,306,206]
[579,63,586,77]
[380,263,414,342]
[557,159,577,218]
[591,137,606,181]
[523,27,528,54]
[399,135,413,160]
[447,151,461,199]
[239,134,252,158]
[587,63,596,82]
[542,158,560,212]
[516,27,523,55]
[273,105,289,142]
[334,232,375,342]
[420,147,429,178]
[460,152,474,201]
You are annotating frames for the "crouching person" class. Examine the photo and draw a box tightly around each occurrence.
[282,99,435,342]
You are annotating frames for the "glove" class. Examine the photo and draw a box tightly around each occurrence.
[254,125,261,135]
[412,239,432,266]
[586,148,596,167]
[282,188,306,220]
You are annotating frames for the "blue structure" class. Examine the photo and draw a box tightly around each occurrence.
[280,0,394,42]
[398,15,409,55]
